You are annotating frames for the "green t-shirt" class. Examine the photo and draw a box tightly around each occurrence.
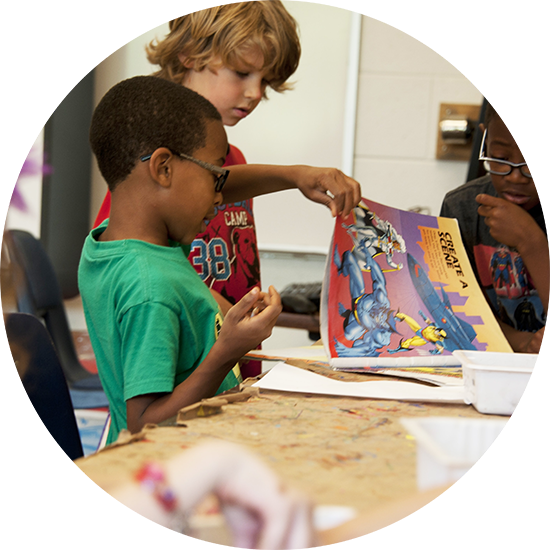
[78,222,241,444]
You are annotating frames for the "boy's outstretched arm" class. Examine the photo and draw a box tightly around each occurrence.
[222,164,361,218]
[126,287,281,433]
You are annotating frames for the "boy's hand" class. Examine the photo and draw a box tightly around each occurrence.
[293,166,361,218]
[512,327,548,354]
[211,442,316,549]
[476,193,537,249]
[114,440,316,549]
[526,327,545,354]
[171,441,316,549]
[219,286,282,357]
[498,319,545,354]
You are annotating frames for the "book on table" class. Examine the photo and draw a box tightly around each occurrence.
[320,197,512,370]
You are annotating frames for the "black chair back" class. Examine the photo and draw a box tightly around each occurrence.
[4,229,101,390]
[6,312,84,460]
[3,230,108,408]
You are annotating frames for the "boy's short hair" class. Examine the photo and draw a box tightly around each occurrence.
[146,1,301,96]
[90,75,221,190]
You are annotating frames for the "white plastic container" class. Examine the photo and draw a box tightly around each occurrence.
[400,416,508,491]
[453,350,536,415]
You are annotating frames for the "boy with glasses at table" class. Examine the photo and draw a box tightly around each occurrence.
[440,102,548,353]
[79,76,282,445]
[92,2,361,381]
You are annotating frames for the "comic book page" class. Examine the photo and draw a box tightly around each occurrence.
[321,198,512,368]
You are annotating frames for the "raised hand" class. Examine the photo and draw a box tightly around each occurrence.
[219,286,282,357]
[476,193,537,250]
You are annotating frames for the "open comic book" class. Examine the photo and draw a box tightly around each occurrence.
[320,198,513,369]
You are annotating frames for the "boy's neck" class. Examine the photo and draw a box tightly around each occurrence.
[99,178,170,247]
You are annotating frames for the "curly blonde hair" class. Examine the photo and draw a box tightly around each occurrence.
[146,1,301,96]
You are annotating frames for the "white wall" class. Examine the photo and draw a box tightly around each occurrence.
[354,16,483,216]
[90,22,171,222]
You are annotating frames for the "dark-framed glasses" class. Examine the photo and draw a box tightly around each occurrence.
[478,129,532,178]
[140,150,229,192]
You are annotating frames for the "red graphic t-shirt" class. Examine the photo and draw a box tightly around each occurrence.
[187,145,261,305]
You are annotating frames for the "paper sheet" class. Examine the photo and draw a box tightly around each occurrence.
[253,363,465,404]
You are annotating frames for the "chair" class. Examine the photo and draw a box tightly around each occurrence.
[5,312,84,460]
[3,229,108,408]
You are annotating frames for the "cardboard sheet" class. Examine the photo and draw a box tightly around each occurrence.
[247,345,328,362]
[253,362,465,404]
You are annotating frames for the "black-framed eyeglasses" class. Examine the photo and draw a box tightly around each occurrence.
[140,150,229,192]
[478,129,532,178]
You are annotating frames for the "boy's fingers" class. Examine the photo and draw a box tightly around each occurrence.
[477,205,492,218]
[230,287,261,316]
[256,485,299,549]
[221,505,259,548]
[324,176,361,218]
[268,285,282,306]
[230,286,281,328]
[476,193,503,207]
[338,175,362,218]
[302,168,361,218]
[305,188,339,217]
[258,488,315,549]
[283,492,316,549]
[251,287,281,325]
[254,301,281,324]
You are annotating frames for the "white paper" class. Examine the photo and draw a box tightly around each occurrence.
[248,346,463,387]
[252,362,465,404]
[330,355,461,368]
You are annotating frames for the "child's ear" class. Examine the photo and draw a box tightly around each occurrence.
[178,52,195,69]
[147,148,174,188]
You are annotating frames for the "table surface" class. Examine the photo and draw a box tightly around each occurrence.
[76,361,496,514]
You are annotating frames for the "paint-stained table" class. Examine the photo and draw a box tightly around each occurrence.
[76,360,492,514]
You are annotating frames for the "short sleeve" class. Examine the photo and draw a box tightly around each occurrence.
[119,302,180,401]
[440,191,464,220]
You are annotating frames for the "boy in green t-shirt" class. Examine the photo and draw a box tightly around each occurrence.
[79,76,281,443]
